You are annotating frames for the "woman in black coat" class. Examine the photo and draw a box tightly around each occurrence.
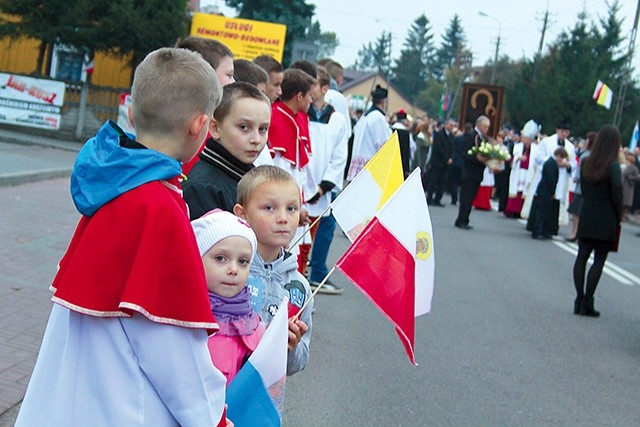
[572,125,623,317]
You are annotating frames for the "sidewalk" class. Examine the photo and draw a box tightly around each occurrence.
[0,128,80,188]
[0,127,81,424]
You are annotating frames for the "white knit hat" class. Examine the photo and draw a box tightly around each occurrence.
[191,209,257,257]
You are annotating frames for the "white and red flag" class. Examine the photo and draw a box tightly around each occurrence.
[335,168,434,364]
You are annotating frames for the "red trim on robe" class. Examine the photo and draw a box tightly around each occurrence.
[51,178,218,332]
[269,101,310,169]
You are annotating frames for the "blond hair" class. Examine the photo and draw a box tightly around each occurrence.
[237,165,299,205]
[131,47,222,136]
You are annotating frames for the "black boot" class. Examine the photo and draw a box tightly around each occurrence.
[580,296,601,317]
[573,296,583,315]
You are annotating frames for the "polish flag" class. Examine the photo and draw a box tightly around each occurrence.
[336,169,434,364]
[331,131,404,241]
[226,297,288,426]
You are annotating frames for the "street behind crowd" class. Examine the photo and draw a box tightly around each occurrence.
[1,139,640,425]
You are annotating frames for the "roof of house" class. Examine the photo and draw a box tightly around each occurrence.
[339,69,426,117]
[340,69,379,92]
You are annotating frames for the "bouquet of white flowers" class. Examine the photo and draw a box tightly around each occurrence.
[468,141,511,171]
[468,141,511,161]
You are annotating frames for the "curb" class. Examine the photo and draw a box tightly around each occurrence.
[0,129,81,153]
[0,402,20,426]
[0,168,73,188]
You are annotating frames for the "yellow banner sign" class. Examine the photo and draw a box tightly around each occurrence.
[191,13,287,62]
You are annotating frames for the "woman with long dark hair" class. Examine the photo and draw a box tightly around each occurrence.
[572,124,623,317]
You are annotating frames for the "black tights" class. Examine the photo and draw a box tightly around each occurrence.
[573,243,609,298]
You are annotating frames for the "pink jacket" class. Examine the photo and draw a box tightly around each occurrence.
[208,323,266,386]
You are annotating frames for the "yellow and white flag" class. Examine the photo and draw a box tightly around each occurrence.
[331,132,404,241]
[593,80,613,109]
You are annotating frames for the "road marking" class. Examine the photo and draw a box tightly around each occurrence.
[551,240,640,286]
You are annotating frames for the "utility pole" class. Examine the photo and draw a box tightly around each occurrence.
[478,11,501,85]
[491,31,501,85]
[613,0,640,127]
[537,1,550,57]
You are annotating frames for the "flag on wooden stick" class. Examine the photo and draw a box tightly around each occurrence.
[336,169,434,364]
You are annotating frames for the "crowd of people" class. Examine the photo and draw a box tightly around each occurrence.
[14,31,640,425]
[353,106,638,318]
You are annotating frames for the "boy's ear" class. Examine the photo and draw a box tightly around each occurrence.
[233,203,246,219]
[189,113,209,141]
[208,117,221,140]
[127,105,135,128]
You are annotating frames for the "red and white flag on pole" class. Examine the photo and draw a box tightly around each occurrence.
[335,168,434,364]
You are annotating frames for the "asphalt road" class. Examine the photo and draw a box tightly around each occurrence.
[2,176,640,425]
[284,198,640,426]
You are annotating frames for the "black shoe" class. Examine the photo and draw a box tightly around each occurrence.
[543,235,553,239]
[579,296,600,317]
[455,223,473,230]
[532,234,545,240]
[573,296,583,315]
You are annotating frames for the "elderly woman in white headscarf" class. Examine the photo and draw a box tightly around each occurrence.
[504,120,539,218]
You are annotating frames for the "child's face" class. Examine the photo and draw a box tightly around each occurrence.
[210,97,270,164]
[265,71,283,103]
[202,236,252,298]
[235,180,300,260]
[215,56,235,86]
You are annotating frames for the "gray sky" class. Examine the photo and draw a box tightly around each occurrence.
[203,0,639,78]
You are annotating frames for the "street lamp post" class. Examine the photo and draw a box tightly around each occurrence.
[478,11,501,85]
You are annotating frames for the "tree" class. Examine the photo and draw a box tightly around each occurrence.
[391,14,436,102]
[224,0,315,65]
[0,0,189,79]
[103,0,190,71]
[353,31,392,77]
[0,0,109,75]
[303,21,338,59]
[433,14,466,81]
[504,3,637,137]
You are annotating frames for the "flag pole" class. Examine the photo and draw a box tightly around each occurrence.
[286,204,332,252]
[291,266,336,321]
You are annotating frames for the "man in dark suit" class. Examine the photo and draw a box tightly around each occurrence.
[391,110,413,178]
[454,115,491,230]
[427,118,456,206]
[448,123,473,205]
[528,147,568,239]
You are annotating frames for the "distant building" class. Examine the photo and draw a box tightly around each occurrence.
[340,69,427,119]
